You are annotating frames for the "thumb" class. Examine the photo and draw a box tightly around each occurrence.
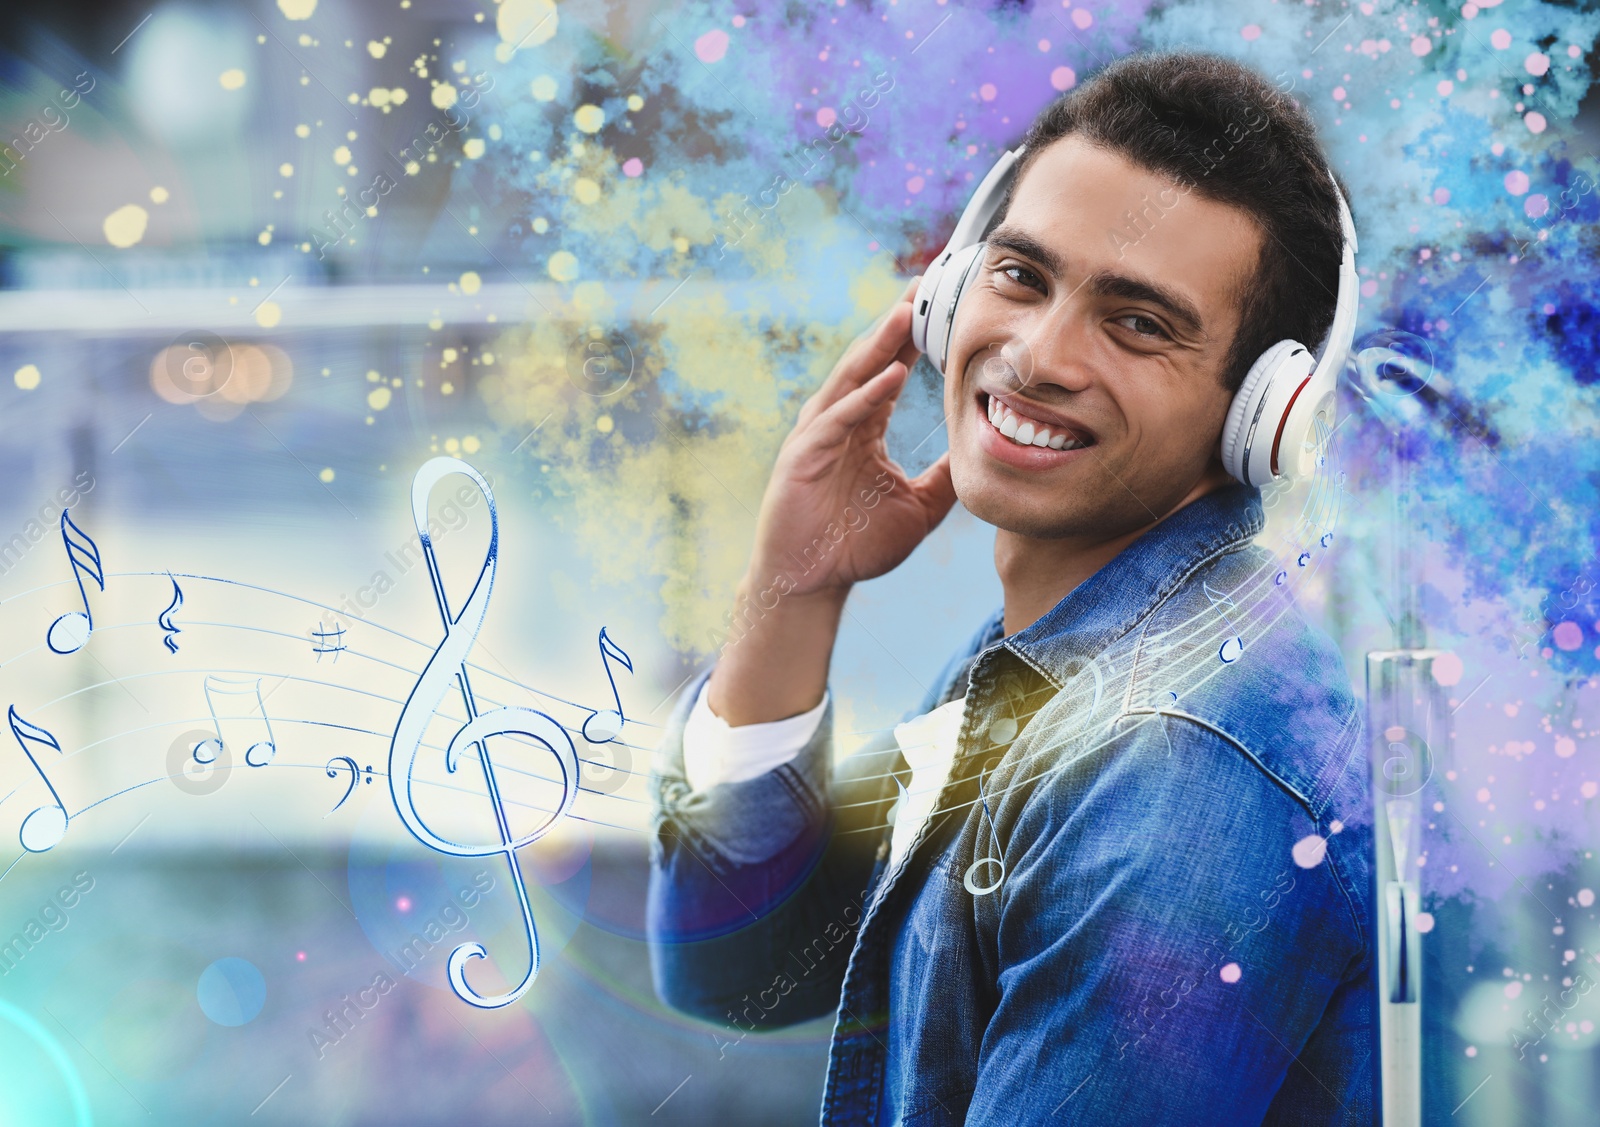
[907,451,958,528]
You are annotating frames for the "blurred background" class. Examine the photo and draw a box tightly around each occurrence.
[0,0,1596,1123]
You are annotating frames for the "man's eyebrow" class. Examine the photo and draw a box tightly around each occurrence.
[1083,271,1206,339]
[985,225,1066,282]
[984,223,1208,339]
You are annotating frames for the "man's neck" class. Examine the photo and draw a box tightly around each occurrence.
[995,464,1236,637]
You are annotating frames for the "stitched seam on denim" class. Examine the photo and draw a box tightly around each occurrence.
[823,661,998,1123]
[870,655,999,914]
[1123,707,1317,809]
[1319,776,1370,951]
[1121,706,1369,956]
[1322,841,1368,973]
[774,760,824,824]
[1306,699,1363,817]
[1126,539,1262,700]
[1005,532,1262,700]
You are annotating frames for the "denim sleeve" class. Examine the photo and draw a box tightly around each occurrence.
[963,709,1370,1125]
[647,664,894,1027]
[647,634,986,1028]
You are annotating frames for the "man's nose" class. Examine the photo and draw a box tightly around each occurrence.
[1003,304,1093,396]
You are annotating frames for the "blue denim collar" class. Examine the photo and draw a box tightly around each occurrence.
[988,482,1265,683]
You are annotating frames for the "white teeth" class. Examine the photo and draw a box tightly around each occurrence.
[985,397,1090,452]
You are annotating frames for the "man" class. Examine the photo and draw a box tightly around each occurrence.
[647,50,1373,1125]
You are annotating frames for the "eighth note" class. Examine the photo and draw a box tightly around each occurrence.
[9,706,68,853]
[159,573,183,654]
[581,626,633,743]
[1202,580,1245,664]
[47,510,104,655]
[193,675,277,768]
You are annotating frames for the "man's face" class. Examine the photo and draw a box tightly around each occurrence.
[943,134,1264,541]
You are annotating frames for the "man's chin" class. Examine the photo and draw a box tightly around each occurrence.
[952,465,1097,539]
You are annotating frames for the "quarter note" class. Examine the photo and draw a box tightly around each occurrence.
[159,573,183,654]
[580,626,632,743]
[389,457,580,1010]
[47,510,103,655]
[963,758,1005,896]
[9,706,67,852]
[193,675,277,768]
[1202,580,1245,664]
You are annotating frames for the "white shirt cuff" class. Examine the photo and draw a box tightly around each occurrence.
[681,681,829,792]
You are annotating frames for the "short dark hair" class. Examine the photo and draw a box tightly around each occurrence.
[993,50,1350,393]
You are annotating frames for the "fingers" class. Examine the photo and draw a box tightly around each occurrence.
[907,451,958,526]
[806,360,907,455]
[801,278,923,426]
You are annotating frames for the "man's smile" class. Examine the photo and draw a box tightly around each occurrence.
[973,390,1098,469]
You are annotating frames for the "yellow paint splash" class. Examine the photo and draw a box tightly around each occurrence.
[14,364,41,390]
[103,204,148,248]
[546,251,578,282]
[469,165,911,650]
[277,0,317,19]
[219,69,246,90]
[498,0,558,48]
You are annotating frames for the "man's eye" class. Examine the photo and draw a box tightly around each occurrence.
[996,264,1044,292]
[1115,313,1169,339]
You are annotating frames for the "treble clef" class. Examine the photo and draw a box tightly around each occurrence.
[388,457,580,1009]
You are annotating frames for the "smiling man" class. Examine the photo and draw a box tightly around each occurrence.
[648,51,1373,1126]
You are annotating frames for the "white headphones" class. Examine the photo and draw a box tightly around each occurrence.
[910,144,1359,486]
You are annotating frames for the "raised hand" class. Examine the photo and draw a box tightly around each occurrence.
[747,277,958,600]
[706,279,959,727]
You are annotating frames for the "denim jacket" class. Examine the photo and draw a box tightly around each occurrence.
[648,482,1375,1125]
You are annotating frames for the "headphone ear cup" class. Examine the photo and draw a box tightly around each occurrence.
[918,242,986,377]
[1221,339,1313,486]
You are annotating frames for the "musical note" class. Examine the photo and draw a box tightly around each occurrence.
[324,756,373,814]
[1202,580,1245,664]
[193,675,277,768]
[388,457,580,1010]
[46,510,103,655]
[963,758,1006,896]
[159,573,183,654]
[311,622,346,663]
[580,626,632,743]
[9,707,67,852]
